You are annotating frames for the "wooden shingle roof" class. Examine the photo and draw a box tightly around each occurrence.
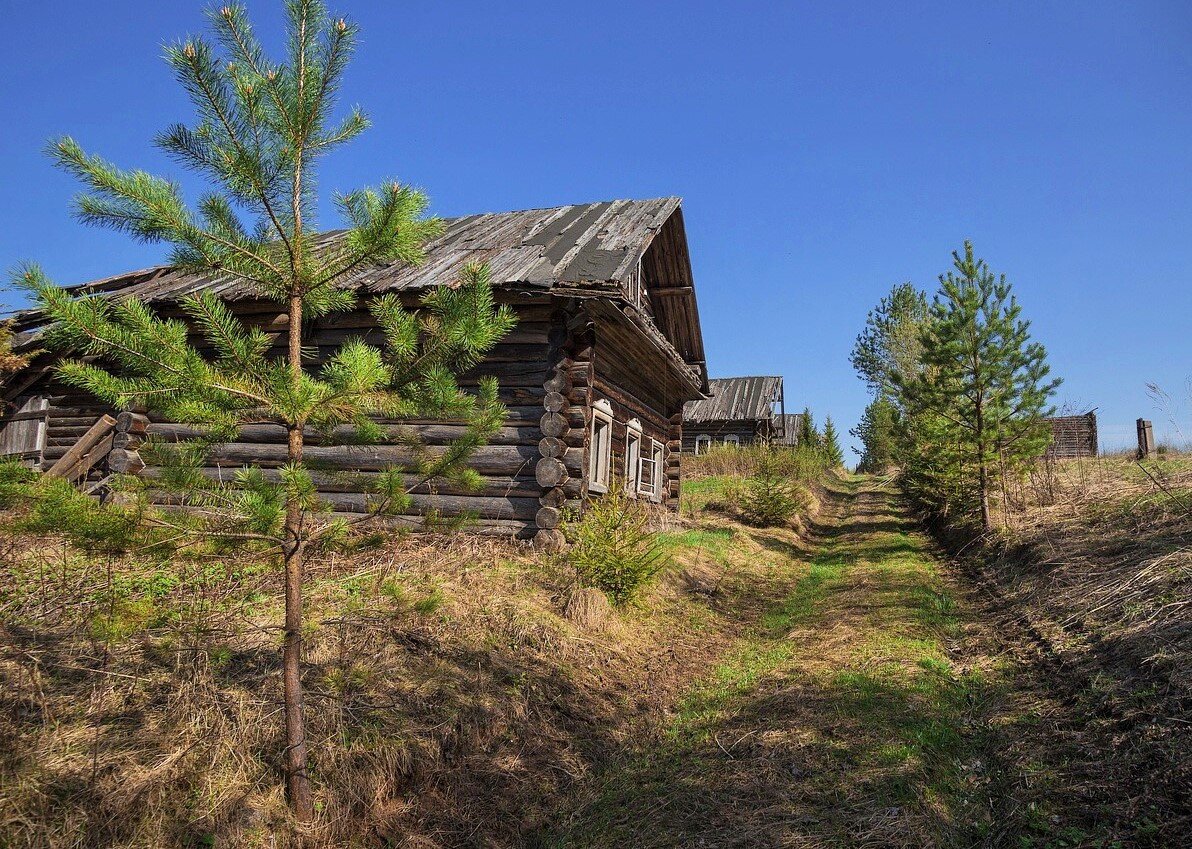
[14,198,706,386]
[54,198,680,302]
[683,376,782,424]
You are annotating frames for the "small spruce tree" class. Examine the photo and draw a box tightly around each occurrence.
[20,1,514,820]
[896,242,1059,531]
[820,415,844,467]
[797,406,819,447]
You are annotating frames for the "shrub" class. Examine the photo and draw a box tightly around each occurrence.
[562,487,667,605]
[738,459,803,526]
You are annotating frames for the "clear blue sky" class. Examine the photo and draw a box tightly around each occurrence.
[3,1,1191,452]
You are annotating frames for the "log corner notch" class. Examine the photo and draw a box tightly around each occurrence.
[108,411,148,477]
[533,306,588,551]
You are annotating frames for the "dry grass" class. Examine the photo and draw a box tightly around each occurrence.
[0,502,818,848]
[966,451,1192,844]
[685,443,827,483]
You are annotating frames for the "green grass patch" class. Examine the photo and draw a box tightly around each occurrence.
[655,526,737,559]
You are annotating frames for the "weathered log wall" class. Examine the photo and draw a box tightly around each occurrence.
[587,309,682,512]
[681,420,765,453]
[18,294,557,539]
[13,290,698,538]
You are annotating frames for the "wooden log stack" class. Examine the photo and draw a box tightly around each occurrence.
[534,310,581,551]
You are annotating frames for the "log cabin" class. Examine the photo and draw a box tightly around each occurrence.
[681,375,785,454]
[1,197,709,548]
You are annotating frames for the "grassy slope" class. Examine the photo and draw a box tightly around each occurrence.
[972,453,1192,846]
[3,461,1185,847]
[538,476,1015,848]
[0,491,824,847]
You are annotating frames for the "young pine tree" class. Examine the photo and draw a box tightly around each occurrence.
[820,415,844,467]
[20,1,514,820]
[897,242,1059,531]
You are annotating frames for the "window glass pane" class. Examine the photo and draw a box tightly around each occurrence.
[626,434,638,480]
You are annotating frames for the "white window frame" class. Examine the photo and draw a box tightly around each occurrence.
[639,437,666,501]
[588,399,614,494]
[694,434,711,455]
[624,418,643,495]
[723,434,740,447]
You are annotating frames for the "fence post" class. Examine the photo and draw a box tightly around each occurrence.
[1137,418,1155,459]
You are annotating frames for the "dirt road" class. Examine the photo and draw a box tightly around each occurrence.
[537,476,1081,848]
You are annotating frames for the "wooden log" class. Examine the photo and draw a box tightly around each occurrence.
[146,421,541,447]
[330,514,535,539]
[112,432,144,450]
[329,492,540,520]
[198,442,582,476]
[115,412,150,435]
[540,412,570,439]
[532,529,565,551]
[539,487,567,509]
[535,457,568,488]
[46,415,117,479]
[545,372,572,393]
[543,391,568,413]
[45,415,104,427]
[288,510,532,538]
[138,465,582,498]
[46,425,91,437]
[538,437,567,459]
[535,506,561,529]
[145,489,539,520]
[107,448,145,475]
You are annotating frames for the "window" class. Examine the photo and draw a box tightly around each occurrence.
[588,399,614,493]
[639,438,666,501]
[625,419,642,494]
[724,434,740,446]
[694,434,711,455]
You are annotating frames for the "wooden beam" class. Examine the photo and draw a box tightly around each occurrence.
[46,414,117,480]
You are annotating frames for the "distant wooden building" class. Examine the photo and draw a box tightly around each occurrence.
[1045,411,1098,458]
[774,412,806,448]
[681,376,784,453]
[2,198,710,546]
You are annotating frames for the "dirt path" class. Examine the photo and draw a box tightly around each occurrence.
[535,475,1020,848]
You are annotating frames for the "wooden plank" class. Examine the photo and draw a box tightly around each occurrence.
[45,415,117,479]
[63,433,115,482]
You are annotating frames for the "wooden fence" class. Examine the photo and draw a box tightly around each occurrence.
[1045,412,1098,459]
